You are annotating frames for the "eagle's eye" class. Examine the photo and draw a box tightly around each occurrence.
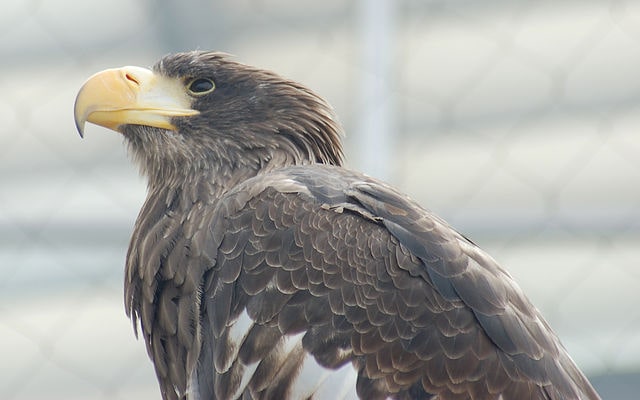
[187,78,215,96]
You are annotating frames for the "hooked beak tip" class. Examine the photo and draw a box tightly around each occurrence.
[75,119,85,138]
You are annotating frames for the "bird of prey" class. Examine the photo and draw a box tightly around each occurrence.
[74,51,601,400]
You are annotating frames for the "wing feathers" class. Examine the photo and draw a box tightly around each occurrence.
[128,164,598,399]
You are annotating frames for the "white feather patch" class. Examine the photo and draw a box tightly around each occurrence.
[275,332,358,399]
[279,331,305,357]
[222,310,361,399]
[289,355,359,400]
[228,309,255,347]
[223,309,255,371]
[231,360,260,400]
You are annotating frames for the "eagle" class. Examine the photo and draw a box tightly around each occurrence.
[74,51,600,400]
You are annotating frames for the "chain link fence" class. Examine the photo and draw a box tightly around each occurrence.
[1,1,639,399]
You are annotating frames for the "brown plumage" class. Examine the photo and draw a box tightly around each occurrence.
[74,51,601,400]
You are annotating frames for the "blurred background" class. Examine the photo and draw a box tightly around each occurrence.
[1,0,639,399]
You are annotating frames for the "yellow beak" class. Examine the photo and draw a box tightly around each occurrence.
[74,66,199,137]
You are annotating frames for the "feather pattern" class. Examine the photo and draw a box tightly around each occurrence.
[126,163,600,400]
[107,52,603,400]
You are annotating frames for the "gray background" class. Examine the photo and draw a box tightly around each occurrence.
[1,0,639,399]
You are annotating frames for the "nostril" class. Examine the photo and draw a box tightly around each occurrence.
[125,73,139,85]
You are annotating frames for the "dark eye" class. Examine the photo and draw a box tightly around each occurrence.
[187,78,215,95]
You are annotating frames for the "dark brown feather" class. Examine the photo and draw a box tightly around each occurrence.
[114,52,601,400]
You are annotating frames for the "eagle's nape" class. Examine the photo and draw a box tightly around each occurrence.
[74,51,601,400]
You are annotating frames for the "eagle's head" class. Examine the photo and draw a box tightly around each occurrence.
[74,51,344,186]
